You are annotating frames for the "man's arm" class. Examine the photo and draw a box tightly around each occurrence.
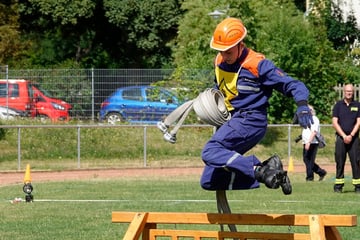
[332,116,346,138]
[350,117,360,137]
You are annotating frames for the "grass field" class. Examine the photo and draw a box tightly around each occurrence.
[0,121,359,239]
[1,172,359,240]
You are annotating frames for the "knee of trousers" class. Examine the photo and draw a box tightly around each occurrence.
[200,166,260,190]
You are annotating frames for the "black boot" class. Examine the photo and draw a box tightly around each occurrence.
[255,155,292,195]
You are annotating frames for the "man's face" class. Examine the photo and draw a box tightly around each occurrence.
[344,86,354,100]
[220,44,242,64]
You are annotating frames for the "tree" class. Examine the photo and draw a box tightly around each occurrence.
[0,1,28,65]
[17,0,182,68]
[103,0,183,68]
[322,1,360,51]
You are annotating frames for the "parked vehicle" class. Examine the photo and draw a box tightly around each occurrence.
[0,106,21,120]
[99,86,180,124]
[31,83,72,121]
[0,79,71,121]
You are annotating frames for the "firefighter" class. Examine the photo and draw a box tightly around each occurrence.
[332,83,360,193]
[200,17,313,194]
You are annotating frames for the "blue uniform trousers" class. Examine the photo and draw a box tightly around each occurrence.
[201,110,267,190]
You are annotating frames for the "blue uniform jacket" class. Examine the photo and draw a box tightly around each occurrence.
[214,47,309,113]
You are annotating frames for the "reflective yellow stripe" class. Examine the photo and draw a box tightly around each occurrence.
[352,178,360,185]
[335,178,345,184]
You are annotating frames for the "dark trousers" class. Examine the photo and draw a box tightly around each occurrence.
[303,144,325,180]
[334,135,360,188]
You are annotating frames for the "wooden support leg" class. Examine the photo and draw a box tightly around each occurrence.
[123,212,148,240]
[309,214,325,240]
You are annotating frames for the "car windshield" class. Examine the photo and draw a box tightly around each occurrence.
[31,83,53,98]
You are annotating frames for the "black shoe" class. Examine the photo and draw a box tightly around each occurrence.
[262,154,284,171]
[355,188,360,194]
[334,188,342,193]
[255,155,292,195]
[319,171,327,181]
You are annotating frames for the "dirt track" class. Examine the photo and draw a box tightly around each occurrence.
[0,164,352,187]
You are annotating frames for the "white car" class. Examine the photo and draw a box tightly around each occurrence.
[0,106,20,120]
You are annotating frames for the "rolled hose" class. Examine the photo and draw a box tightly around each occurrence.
[158,88,230,143]
[193,88,230,127]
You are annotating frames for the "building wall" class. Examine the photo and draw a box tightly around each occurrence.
[337,0,360,28]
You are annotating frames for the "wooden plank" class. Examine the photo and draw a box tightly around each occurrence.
[321,214,357,226]
[149,229,311,240]
[112,212,357,227]
[122,212,148,240]
[112,212,137,223]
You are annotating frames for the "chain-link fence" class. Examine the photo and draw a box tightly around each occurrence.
[0,68,177,121]
[0,68,215,122]
[0,67,356,123]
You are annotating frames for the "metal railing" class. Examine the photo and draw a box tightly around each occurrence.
[0,123,334,171]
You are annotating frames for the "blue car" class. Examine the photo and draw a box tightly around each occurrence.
[99,86,180,124]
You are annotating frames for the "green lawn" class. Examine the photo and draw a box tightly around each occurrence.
[0,172,359,240]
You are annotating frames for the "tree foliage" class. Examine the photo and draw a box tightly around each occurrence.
[321,0,360,51]
[16,0,182,68]
[0,0,28,65]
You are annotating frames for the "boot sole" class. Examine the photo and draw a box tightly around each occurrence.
[277,171,292,195]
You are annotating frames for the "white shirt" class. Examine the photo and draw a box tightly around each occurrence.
[302,115,320,144]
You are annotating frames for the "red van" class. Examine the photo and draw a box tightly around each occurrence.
[0,79,71,121]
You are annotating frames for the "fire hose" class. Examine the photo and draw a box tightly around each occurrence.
[157,88,230,143]
[157,88,238,233]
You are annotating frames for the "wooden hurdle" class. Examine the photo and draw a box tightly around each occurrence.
[112,211,357,240]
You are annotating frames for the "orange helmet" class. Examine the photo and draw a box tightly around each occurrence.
[210,18,247,51]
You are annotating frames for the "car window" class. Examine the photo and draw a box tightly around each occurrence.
[146,88,161,102]
[122,88,143,101]
[0,84,6,97]
[146,88,176,103]
[10,84,19,97]
[0,83,19,97]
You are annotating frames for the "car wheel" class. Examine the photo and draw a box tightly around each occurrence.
[37,114,50,123]
[106,112,124,124]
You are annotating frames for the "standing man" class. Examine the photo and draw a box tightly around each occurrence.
[200,17,313,194]
[332,83,360,193]
[301,105,327,181]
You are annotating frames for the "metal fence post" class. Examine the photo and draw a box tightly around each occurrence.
[77,126,81,168]
[17,127,21,171]
[288,124,291,161]
[91,68,95,121]
[144,126,147,167]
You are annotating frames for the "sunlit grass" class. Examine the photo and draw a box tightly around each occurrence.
[0,172,359,240]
